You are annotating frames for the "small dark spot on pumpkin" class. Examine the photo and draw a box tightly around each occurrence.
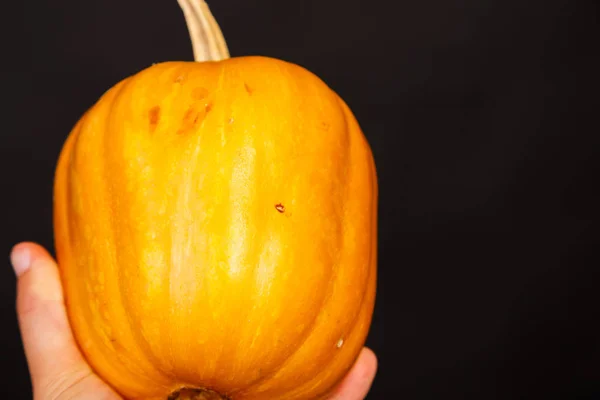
[205,103,213,113]
[275,203,285,213]
[174,75,185,83]
[228,117,234,124]
[148,106,160,130]
[177,108,197,135]
[244,83,253,95]
[320,121,331,131]
[183,108,195,123]
[192,87,209,100]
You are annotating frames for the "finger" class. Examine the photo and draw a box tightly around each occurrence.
[329,347,378,400]
[11,242,92,389]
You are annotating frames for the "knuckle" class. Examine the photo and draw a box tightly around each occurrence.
[16,286,69,332]
[16,268,64,319]
[16,283,46,318]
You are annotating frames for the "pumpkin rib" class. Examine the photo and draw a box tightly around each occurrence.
[103,77,180,388]
[240,263,376,400]
[230,266,339,396]
[105,79,180,390]
[61,81,176,397]
[229,97,374,400]
[286,206,377,400]
[230,85,350,397]
[166,75,226,385]
[166,78,207,381]
[276,107,378,400]
[231,114,336,396]
[201,62,341,397]
[56,118,80,313]
[307,268,377,400]
[292,214,376,399]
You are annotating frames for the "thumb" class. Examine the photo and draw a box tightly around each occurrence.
[11,242,118,399]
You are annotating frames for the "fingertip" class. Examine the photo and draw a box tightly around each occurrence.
[351,347,378,389]
[360,347,378,377]
[10,243,32,277]
[14,241,53,259]
[14,241,63,320]
[11,242,55,277]
[329,347,378,400]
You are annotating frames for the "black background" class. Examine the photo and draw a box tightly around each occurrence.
[2,0,599,398]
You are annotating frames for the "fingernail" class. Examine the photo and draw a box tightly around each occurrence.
[10,246,31,277]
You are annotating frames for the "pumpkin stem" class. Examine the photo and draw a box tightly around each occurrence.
[177,0,231,62]
[168,388,230,400]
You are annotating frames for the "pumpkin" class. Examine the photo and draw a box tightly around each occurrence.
[53,1,377,399]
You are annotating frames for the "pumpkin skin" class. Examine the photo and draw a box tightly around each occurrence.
[54,56,377,400]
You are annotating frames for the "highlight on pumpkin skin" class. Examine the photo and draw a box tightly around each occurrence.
[10,241,377,399]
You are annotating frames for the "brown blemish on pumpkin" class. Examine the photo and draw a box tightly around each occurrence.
[149,106,160,130]
[244,83,253,95]
[174,75,185,83]
[275,203,285,213]
[183,108,195,123]
[177,108,198,135]
[177,103,212,134]
[192,87,209,100]
[320,121,331,131]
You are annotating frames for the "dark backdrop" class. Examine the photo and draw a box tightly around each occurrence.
[2,0,599,398]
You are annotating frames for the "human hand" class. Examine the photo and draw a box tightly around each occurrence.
[12,242,377,400]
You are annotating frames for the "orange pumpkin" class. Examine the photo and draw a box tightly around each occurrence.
[53,1,377,399]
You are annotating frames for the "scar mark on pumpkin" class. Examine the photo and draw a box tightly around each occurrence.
[177,108,197,135]
[177,103,212,134]
[174,75,185,83]
[320,121,331,131]
[192,87,209,100]
[244,83,253,95]
[148,106,160,130]
[183,108,195,123]
[275,203,285,213]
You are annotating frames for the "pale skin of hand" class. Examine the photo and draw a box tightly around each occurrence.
[11,242,378,400]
